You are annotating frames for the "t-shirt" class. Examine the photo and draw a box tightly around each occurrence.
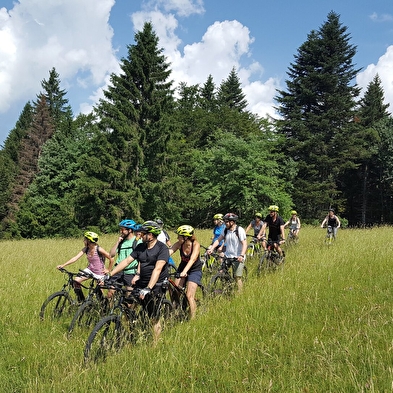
[116,236,142,274]
[212,224,225,246]
[131,240,169,288]
[224,225,246,258]
[263,215,285,241]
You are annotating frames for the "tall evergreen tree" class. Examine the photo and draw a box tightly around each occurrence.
[217,67,248,111]
[275,11,361,220]
[86,21,175,226]
[343,74,390,224]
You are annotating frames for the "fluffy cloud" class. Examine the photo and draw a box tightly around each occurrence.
[0,0,118,114]
[356,46,393,112]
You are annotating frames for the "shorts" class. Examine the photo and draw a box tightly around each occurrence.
[111,271,135,287]
[186,270,202,286]
[232,260,245,278]
[78,268,104,281]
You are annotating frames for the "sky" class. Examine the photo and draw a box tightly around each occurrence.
[0,0,393,146]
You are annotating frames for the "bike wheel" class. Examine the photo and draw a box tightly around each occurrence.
[39,291,74,321]
[208,274,233,297]
[68,299,104,336]
[84,315,127,363]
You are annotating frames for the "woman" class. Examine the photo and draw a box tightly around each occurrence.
[284,210,301,238]
[169,225,202,319]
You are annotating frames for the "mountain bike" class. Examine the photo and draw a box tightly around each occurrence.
[40,268,92,321]
[257,240,285,275]
[286,228,299,246]
[208,257,248,297]
[67,271,111,337]
[324,225,334,245]
[84,283,172,364]
[167,271,206,321]
[200,245,221,274]
[246,235,263,258]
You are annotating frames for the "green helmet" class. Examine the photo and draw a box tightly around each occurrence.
[255,212,263,218]
[84,231,99,243]
[268,205,279,212]
[290,210,297,215]
[213,213,223,220]
[140,221,161,236]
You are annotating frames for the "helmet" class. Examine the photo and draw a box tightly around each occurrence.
[119,219,136,229]
[255,212,262,218]
[176,225,194,237]
[223,213,238,222]
[213,213,223,220]
[84,231,99,243]
[140,220,161,236]
[155,217,164,227]
[132,223,142,231]
[290,210,297,215]
[329,208,335,213]
[268,205,279,212]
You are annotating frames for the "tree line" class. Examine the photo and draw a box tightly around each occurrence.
[0,12,392,239]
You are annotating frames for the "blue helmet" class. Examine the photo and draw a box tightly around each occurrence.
[132,223,142,231]
[119,219,136,229]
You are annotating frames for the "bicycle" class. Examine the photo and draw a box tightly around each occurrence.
[257,240,285,275]
[246,235,263,258]
[286,228,299,246]
[200,245,221,274]
[84,282,172,364]
[167,271,207,321]
[324,225,334,245]
[39,268,92,321]
[208,256,248,297]
[67,271,111,337]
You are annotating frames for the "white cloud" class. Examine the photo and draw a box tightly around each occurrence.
[369,12,393,22]
[356,45,393,112]
[0,0,118,114]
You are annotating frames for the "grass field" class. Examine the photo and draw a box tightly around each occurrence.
[1,226,393,392]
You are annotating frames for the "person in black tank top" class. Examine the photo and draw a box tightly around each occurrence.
[169,225,202,320]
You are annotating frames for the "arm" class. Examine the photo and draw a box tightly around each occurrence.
[257,223,267,238]
[146,260,167,290]
[321,217,327,228]
[109,254,134,276]
[239,238,247,261]
[208,234,224,253]
[336,216,341,228]
[283,220,290,228]
[180,242,201,276]
[57,250,84,269]
[297,218,301,229]
[245,223,252,233]
[169,241,181,256]
[109,237,123,258]
[280,224,285,241]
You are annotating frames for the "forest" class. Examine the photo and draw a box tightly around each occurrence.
[1,11,393,239]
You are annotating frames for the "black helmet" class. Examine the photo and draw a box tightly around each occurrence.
[140,221,161,236]
[223,213,238,222]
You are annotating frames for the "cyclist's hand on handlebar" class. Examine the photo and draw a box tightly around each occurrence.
[57,265,63,270]
[139,287,151,299]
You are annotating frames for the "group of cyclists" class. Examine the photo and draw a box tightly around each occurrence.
[55,206,340,342]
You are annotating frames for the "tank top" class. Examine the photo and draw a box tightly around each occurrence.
[178,243,202,273]
[85,246,105,275]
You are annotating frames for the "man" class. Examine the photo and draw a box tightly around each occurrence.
[207,212,247,292]
[105,220,169,342]
[108,219,142,293]
[257,205,286,262]
[321,208,341,239]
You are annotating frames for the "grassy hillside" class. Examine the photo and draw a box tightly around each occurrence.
[1,226,393,392]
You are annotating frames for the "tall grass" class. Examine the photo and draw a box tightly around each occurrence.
[1,227,393,392]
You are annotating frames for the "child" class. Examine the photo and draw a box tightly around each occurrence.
[57,231,113,302]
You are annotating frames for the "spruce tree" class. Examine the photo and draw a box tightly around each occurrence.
[275,11,361,220]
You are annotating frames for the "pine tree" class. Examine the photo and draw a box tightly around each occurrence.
[87,21,175,225]
[275,11,361,220]
[217,67,248,111]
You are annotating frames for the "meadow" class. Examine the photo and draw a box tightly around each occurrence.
[1,226,393,392]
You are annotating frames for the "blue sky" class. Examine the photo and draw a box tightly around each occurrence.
[0,0,392,146]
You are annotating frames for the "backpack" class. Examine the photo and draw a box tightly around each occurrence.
[223,226,242,241]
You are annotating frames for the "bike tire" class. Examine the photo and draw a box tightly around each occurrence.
[246,244,255,258]
[68,299,104,336]
[39,291,74,321]
[84,315,127,364]
[208,274,233,297]
[257,254,268,276]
